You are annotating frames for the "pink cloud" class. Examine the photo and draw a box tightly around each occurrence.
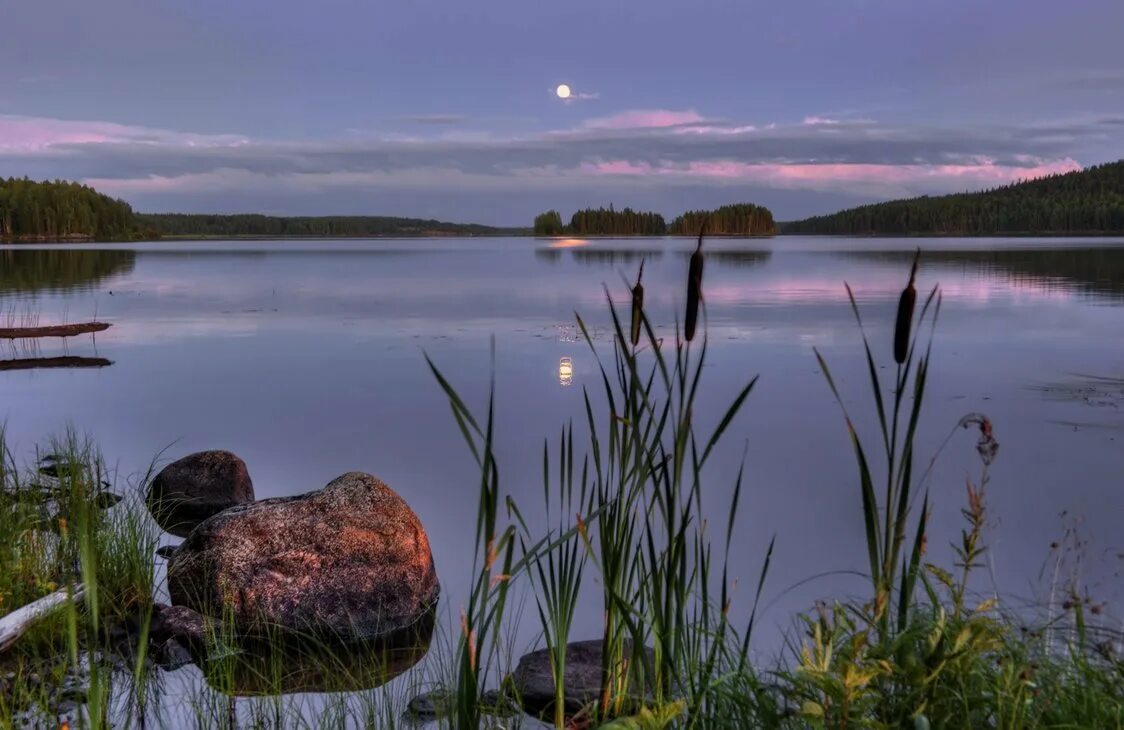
[578,160,653,175]
[583,109,707,130]
[802,116,843,126]
[581,158,1083,195]
[0,115,247,152]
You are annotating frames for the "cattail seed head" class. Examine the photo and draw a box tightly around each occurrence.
[893,249,920,364]
[630,260,645,347]
[685,223,706,342]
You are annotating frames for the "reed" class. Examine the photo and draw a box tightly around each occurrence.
[684,223,706,342]
[813,256,941,638]
[630,260,645,348]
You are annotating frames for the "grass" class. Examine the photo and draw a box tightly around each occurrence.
[0,252,1122,728]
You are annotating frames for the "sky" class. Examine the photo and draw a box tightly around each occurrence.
[1,0,1122,225]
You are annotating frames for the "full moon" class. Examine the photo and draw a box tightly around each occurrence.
[555,84,572,99]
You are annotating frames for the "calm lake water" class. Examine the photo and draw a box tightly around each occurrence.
[2,236,1123,702]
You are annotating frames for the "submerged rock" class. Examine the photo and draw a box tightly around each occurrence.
[147,450,255,537]
[205,609,435,697]
[510,639,655,719]
[150,601,434,695]
[167,471,439,643]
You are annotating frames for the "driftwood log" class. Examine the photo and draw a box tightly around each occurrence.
[0,357,113,372]
[0,322,111,339]
[0,585,85,653]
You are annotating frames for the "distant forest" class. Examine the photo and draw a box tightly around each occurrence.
[0,179,513,241]
[136,213,510,238]
[0,178,141,241]
[534,203,776,236]
[670,204,776,235]
[782,161,1124,235]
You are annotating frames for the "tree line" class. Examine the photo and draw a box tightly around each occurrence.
[534,203,777,236]
[781,160,1124,235]
[669,203,776,235]
[0,179,517,241]
[135,213,508,237]
[0,178,141,241]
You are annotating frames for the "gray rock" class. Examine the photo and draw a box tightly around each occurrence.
[154,638,194,671]
[167,472,439,643]
[150,603,210,650]
[509,639,655,719]
[147,450,254,537]
[405,689,450,722]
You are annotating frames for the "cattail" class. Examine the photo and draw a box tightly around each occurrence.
[685,222,706,342]
[893,249,920,364]
[630,260,645,347]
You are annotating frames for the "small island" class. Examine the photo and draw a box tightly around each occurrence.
[533,203,778,236]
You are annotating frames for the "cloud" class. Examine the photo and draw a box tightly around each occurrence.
[396,114,467,125]
[802,116,843,126]
[579,158,1082,199]
[0,110,1109,220]
[0,115,247,153]
[583,109,707,129]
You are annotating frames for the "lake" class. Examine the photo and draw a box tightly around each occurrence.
[2,236,1123,705]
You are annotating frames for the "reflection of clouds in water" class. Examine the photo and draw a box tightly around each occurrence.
[547,238,590,249]
[837,248,1124,303]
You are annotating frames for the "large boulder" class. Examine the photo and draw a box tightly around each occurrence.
[147,450,254,537]
[167,472,439,644]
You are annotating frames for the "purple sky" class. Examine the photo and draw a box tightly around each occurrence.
[2,0,1122,224]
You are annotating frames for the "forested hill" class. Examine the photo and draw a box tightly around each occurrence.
[781,161,1124,236]
[136,213,513,238]
[0,178,140,241]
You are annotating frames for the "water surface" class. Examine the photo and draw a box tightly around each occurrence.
[2,236,1122,691]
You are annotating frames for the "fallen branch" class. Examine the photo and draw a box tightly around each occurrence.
[0,322,111,339]
[0,585,85,653]
[0,356,113,371]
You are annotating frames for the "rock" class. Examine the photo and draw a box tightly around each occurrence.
[167,472,439,644]
[153,639,194,671]
[150,603,210,650]
[147,450,254,537]
[55,699,79,716]
[93,491,123,510]
[405,689,450,722]
[509,639,655,719]
[405,686,521,726]
[155,544,179,560]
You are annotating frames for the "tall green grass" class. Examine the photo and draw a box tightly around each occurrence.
[425,241,770,726]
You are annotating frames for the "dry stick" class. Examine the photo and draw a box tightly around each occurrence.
[0,322,111,339]
[0,356,113,371]
[0,585,86,653]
